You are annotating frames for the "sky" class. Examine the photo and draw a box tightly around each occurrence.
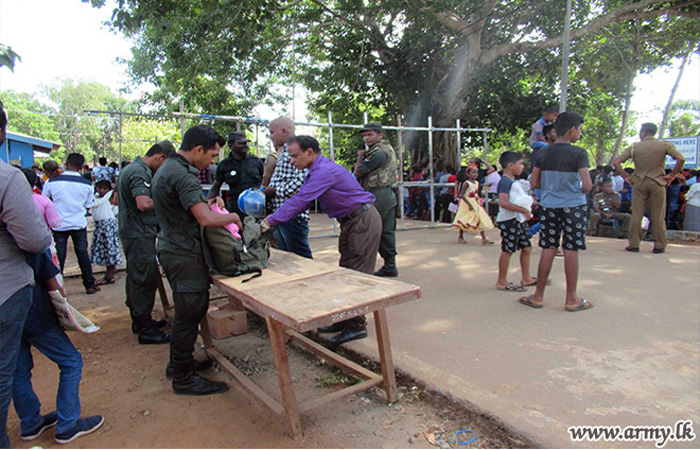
[1,0,698,133]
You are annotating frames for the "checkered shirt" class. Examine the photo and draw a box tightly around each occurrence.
[269,145,310,221]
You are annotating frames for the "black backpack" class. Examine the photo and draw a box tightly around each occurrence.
[200,216,271,282]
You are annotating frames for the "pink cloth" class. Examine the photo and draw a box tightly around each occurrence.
[210,203,241,240]
[33,193,63,229]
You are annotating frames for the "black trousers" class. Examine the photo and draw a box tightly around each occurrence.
[158,251,210,366]
[53,228,95,289]
[122,237,160,320]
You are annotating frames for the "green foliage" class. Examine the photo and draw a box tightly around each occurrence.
[43,79,132,162]
[667,99,700,137]
[95,0,700,169]
[0,91,61,142]
[120,118,181,161]
[0,44,21,72]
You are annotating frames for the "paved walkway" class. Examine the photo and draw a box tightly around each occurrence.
[306,215,700,448]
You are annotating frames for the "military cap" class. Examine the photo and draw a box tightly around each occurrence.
[359,122,383,133]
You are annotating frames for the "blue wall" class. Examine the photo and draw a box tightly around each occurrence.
[0,139,35,168]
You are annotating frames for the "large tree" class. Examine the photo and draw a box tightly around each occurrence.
[91,0,700,166]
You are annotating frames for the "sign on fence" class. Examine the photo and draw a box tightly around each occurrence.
[663,136,699,169]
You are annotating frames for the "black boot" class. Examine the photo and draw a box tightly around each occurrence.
[134,315,171,345]
[165,358,213,380]
[132,316,167,334]
[171,361,228,396]
[327,326,368,345]
[374,257,398,277]
[318,322,346,333]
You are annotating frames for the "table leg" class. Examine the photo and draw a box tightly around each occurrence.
[226,293,245,311]
[373,308,398,403]
[200,314,213,349]
[157,272,173,318]
[266,317,302,440]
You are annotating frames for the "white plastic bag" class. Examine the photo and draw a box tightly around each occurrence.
[49,290,100,333]
[448,200,459,213]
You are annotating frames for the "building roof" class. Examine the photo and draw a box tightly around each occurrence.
[5,131,62,154]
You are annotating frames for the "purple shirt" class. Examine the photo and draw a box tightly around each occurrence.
[268,154,375,226]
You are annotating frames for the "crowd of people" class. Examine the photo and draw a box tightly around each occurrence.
[1,91,695,447]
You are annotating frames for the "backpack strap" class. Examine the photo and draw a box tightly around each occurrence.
[241,227,274,253]
[199,226,219,274]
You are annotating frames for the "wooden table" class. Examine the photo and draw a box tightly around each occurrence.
[202,249,421,440]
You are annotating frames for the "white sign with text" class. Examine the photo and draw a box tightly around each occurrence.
[663,136,699,169]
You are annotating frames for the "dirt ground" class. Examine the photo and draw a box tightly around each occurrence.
[5,273,525,449]
[7,216,699,449]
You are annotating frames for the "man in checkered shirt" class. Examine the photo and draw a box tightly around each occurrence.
[263,117,313,258]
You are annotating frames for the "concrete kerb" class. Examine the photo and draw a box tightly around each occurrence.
[318,342,542,449]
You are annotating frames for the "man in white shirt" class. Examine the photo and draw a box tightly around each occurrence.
[43,153,100,294]
[612,173,625,193]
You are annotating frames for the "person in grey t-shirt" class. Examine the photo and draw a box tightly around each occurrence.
[0,100,53,449]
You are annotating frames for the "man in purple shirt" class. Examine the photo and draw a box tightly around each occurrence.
[263,135,382,345]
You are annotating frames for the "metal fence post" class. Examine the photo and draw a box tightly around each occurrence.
[428,116,435,227]
[328,111,338,236]
[456,119,461,169]
[397,115,405,230]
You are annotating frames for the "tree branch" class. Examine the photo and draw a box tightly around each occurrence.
[482,0,700,66]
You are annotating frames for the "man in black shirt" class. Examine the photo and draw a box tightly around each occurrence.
[208,132,264,216]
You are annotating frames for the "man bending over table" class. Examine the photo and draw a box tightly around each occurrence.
[263,136,382,345]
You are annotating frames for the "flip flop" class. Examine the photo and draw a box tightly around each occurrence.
[565,298,594,312]
[497,282,526,292]
[518,296,543,309]
[521,278,552,287]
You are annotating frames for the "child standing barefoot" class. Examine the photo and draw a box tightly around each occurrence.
[495,152,536,292]
[90,180,121,285]
[453,166,494,244]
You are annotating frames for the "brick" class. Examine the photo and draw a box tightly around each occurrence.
[206,309,247,339]
[226,310,247,336]
[207,309,233,339]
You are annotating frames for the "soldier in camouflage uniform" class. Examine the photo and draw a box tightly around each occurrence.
[354,123,399,277]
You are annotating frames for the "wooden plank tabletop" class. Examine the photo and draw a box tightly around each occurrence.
[212,249,421,332]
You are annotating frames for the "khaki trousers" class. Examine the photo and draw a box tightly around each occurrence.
[629,177,667,249]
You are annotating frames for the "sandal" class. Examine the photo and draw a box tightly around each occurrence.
[521,277,552,287]
[497,282,526,292]
[457,237,468,244]
[96,276,116,286]
[565,298,594,312]
[518,295,543,309]
[481,239,495,245]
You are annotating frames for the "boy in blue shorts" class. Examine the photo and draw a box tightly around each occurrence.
[495,151,536,292]
[523,111,594,311]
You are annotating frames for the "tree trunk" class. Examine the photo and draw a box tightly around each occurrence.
[658,51,690,138]
[608,71,636,165]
